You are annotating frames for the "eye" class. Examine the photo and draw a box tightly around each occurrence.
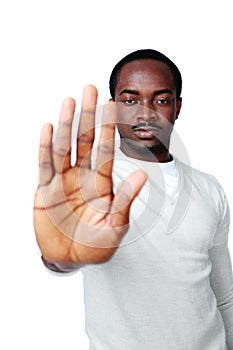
[123,99,136,105]
[156,98,169,105]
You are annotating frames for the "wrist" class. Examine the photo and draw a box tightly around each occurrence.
[41,256,84,273]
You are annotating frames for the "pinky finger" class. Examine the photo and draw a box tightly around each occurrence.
[39,123,54,186]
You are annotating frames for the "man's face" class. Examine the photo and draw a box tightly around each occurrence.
[114,59,182,162]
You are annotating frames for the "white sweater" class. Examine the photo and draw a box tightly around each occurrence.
[82,152,233,350]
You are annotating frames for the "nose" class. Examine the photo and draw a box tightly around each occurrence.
[136,103,157,123]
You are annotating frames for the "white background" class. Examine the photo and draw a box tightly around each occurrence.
[1,1,232,349]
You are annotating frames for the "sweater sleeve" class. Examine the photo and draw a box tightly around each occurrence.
[209,187,233,350]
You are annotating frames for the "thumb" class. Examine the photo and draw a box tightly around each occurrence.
[111,170,147,218]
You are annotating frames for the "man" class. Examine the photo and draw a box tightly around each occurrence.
[34,49,233,349]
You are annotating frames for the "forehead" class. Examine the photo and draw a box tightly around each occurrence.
[115,59,175,93]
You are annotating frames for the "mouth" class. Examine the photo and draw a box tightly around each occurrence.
[132,123,162,139]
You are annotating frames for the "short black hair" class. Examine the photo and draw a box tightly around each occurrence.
[109,49,182,100]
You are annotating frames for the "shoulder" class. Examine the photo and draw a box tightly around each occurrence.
[176,159,230,235]
[176,158,227,204]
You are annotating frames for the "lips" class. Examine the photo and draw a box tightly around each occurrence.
[133,126,160,139]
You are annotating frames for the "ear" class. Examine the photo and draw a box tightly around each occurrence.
[175,97,182,120]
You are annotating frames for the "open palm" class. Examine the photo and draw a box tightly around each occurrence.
[33,85,146,265]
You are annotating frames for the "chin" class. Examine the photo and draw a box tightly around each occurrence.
[122,138,165,155]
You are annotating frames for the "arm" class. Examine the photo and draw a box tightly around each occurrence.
[209,193,233,350]
[41,256,84,274]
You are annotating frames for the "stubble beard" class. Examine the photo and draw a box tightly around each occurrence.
[120,136,166,159]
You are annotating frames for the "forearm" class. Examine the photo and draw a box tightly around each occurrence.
[210,244,233,349]
[218,299,233,350]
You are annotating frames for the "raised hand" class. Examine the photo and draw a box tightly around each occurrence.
[33,85,147,265]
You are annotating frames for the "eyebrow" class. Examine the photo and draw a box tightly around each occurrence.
[119,88,174,96]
